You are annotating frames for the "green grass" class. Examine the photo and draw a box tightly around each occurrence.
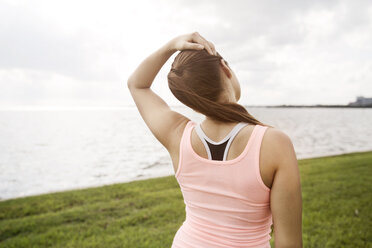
[0,150,371,248]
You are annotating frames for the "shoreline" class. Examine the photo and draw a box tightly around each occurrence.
[1,149,372,202]
[0,150,371,247]
[1,149,371,202]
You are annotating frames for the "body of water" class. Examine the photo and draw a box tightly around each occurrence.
[1,106,371,201]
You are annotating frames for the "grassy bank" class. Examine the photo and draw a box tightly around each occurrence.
[0,151,371,247]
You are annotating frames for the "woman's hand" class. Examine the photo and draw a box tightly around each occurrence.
[169,32,217,56]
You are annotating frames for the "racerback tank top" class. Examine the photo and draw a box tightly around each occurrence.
[172,120,272,248]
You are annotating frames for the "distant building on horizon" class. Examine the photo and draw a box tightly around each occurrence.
[348,96,372,107]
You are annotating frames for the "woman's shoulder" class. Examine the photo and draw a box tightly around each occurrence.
[261,126,297,170]
[168,117,192,149]
[263,126,293,145]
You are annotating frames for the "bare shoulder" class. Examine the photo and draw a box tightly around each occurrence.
[167,116,191,154]
[264,127,294,149]
[261,127,298,171]
[166,117,191,174]
[264,127,303,247]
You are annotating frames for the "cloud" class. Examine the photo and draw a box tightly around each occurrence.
[0,0,371,107]
[201,0,372,104]
[0,1,127,82]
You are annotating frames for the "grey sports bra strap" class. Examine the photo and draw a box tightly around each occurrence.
[195,122,249,161]
[195,126,213,160]
[222,123,248,161]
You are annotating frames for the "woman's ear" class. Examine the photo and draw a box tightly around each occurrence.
[220,59,232,79]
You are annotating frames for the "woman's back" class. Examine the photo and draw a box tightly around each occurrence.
[188,120,276,190]
[171,120,274,248]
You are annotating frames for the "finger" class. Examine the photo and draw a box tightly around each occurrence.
[201,39,214,55]
[192,32,214,55]
[198,35,214,55]
[207,41,217,55]
[184,42,204,50]
[198,36,216,55]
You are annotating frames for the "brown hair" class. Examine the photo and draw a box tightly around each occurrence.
[167,49,273,128]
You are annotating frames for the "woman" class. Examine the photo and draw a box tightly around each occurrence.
[127,32,303,248]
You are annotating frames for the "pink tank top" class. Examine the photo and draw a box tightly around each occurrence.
[172,120,273,248]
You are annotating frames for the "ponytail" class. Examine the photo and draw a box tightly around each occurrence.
[167,49,274,128]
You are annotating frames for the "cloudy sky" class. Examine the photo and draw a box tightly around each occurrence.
[0,0,371,109]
